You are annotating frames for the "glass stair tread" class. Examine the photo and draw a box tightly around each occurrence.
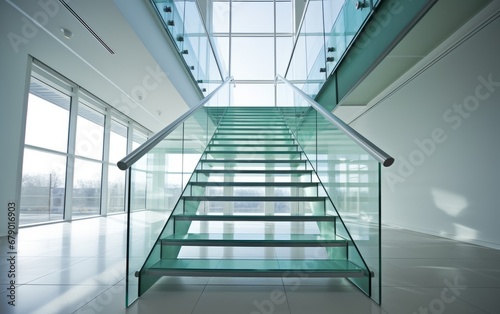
[211,138,296,143]
[208,144,297,148]
[188,182,318,187]
[195,169,310,174]
[217,129,289,132]
[220,121,287,124]
[160,233,346,247]
[200,159,305,164]
[204,151,302,157]
[219,123,287,129]
[182,196,326,202]
[173,214,337,222]
[145,259,365,277]
[214,132,292,137]
[221,117,283,120]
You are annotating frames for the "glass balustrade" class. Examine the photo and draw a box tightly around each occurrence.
[152,0,226,95]
[125,81,232,306]
[277,78,382,304]
[286,0,377,98]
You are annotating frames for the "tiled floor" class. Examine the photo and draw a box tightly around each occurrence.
[1,214,499,313]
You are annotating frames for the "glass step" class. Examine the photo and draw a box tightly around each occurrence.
[218,124,287,128]
[219,121,286,124]
[173,214,337,222]
[194,169,311,175]
[220,121,285,125]
[211,138,296,144]
[187,181,317,187]
[213,133,293,139]
[204,151,302,160]
[192,170,312,183]
[224,110,281,112]
[217,126,288,131]
[208,144,297,148]
[220,118,285,122]
[207,144,298,152]
[145,259,365,277]
[199,159,307,170]
[224,110,281,114]
[182,196,326,202]
[185,180,320,195]
[200,159,305,164]
[160,233,347,247]
[176,220,334,235]
[221,116,283,120]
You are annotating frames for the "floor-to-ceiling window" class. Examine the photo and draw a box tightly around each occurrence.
[72,99,105,218]
[107,119,128,214]
[19,60,150,225]
[20,75,71,225]
[209,0,294,106]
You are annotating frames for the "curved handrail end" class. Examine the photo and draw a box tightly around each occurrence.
[117,161,129,171]
[383,157,395,167]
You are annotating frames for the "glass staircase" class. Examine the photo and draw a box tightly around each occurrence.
[135,106,371,296]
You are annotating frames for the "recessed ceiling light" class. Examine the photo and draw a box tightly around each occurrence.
[61,28,73,39]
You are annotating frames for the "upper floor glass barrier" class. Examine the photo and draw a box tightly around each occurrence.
[286,0,378,98]
[151,0,226,95]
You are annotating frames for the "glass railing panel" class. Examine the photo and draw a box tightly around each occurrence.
[126,126,183,306]
[287,35,307,82]
[315,112,381,302]
[153,0,182,51]
[286,0,376,92]
[183,0,223,94]
[152,0,223,95]
[323,0,346,74]
[276,82,310,135]
[182,108,215,185]
[276,79,382,304]
[304,52,327,99]
[303,0,327,96]
[183,0,203,80]
[343,0,372,46]
[126,79,232,306]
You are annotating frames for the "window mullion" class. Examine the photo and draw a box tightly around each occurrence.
[101,109,112,216]
[64,86,79,222]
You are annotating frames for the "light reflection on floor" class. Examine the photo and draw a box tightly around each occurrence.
[0,214,499,313]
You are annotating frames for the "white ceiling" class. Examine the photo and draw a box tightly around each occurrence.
[6,0,497,134]
[4,0,195,133]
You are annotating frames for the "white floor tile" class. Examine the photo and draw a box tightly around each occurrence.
[456,287,500,314]
[1,216,499,314]
[192,285,291,314]
[29,257,125,286]
[382,287,488,314]
[0,284,110,314]
[128,284,205,314]
[0,256,88,285]
[73,282,127,314]
[285,285,387,314]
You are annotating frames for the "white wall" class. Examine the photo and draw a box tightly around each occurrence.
[0,2,30,237]
[351,14,500,249]
[0,1,143,237]
[0,0,195,237]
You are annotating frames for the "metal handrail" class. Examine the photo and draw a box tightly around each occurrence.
[276,75,394,167]
[118,77,234,170]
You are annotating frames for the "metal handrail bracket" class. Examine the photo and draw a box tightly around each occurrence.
[276,75,394,167]
[118,77,234,170]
